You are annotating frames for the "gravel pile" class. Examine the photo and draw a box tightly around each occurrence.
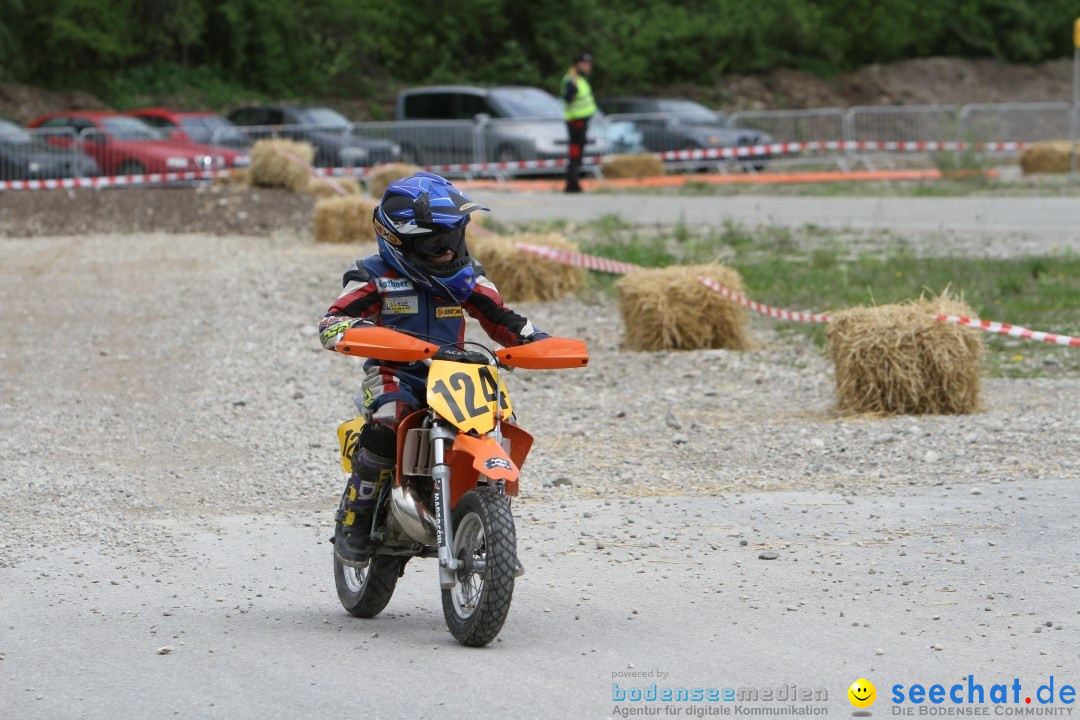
[1,232,1077,568]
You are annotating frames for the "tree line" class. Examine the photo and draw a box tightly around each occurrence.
[1,0,1076,106]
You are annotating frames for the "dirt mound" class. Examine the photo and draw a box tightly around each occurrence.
[672,57,1075,111]
[0,186,314,237]
[0,83,110,125]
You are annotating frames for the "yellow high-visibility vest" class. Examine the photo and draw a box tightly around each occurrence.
[562,70,597,121]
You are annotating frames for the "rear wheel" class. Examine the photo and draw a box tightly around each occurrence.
[441,488,517,647]
[334,553,406,618]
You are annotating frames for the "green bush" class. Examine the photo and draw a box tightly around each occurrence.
[3,0,1078,102]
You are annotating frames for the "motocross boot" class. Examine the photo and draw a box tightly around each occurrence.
[334,449,394,568]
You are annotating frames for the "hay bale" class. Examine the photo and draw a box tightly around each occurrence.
[313,196,379,244]
[616,265,749,351]
[366,163,423,199]
[247,139,316,192]
[600,153,665,179]
[308,176,361,198]
[825,296,983,415]
[1019,141,1080,175]
[467,233,585,303]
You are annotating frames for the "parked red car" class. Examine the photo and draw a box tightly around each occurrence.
[127,108,252,156]
[28,111,249,175]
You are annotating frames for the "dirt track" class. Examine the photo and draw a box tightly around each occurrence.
[1,215,1078,718]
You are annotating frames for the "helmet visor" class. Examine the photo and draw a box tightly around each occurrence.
[411,226,466,259]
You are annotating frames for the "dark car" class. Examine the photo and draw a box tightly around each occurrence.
[227,105,400,168]
[0,118,99,180]
[597,97,772,168]
[128,109,252,157]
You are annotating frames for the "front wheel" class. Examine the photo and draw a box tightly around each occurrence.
[334,553,405,618]
[441,488,517,646]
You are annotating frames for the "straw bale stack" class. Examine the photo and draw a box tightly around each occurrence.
[308,177,361,198]
[616,264,749,351]
[1019,141,1079,175]
[247,139,315,192]
[467,233,585,302]
[366,163,423,198]
[313,196,379,244]
[600,153,665,179]
[825,295,983,415]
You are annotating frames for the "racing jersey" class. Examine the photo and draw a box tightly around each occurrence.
[318,254,542,364]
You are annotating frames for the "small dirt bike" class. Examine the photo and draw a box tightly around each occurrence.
[330,326,588,646]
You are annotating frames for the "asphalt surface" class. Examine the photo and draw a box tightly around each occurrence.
[475,192,1080,235]
[3,482,1077,719]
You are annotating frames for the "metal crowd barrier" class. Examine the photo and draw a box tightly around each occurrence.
[958,102,1074,144]
[4,102,1079,187]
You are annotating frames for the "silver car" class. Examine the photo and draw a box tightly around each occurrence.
[393,85,613,167]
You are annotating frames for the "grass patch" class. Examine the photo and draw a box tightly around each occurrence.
[559,217,1080,377]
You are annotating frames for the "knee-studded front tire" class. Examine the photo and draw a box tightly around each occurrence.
[441,488,517,647]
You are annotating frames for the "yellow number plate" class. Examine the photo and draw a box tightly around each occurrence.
[337,417,365,472]
[426,360,512,434]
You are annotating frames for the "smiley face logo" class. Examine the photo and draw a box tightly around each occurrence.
[848,678,876,708]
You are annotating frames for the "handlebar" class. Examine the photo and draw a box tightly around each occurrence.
[336,326,588,370]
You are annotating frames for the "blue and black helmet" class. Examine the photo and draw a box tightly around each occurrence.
[372,172,488,302]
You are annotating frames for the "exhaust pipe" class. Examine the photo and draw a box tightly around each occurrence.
[390,479,438,547]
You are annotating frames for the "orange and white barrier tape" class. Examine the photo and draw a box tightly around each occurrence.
[0,169,234,190]
[0,139,1029,191]
[514,242,640,275]
[515,243,1079,347]
[696,276,830,323]
[934,315,1080,347]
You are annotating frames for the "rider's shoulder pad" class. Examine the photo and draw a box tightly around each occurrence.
[343,255,384,286]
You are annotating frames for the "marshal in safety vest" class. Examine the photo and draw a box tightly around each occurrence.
[562,70,597,121]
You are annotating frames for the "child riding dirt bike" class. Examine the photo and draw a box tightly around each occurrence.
[318,172,549,569]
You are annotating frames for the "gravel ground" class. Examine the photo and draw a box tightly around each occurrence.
[1,231,1076,570]
[0,186,314,237]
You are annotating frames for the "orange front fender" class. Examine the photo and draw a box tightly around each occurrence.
[446,433,523,507]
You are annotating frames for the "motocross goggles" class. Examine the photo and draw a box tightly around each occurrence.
[411,226,466,260]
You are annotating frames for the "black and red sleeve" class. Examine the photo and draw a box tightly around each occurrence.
[318,260,382,349]
[462,275,541,348]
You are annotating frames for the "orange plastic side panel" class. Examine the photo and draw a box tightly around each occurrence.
[336,326,439,363]
[500,422,534,470]
[496,337,589,369]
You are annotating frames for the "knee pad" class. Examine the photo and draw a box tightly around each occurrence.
[359,421,397,460]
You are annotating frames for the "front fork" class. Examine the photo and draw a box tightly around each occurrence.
[430,422,459,589]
